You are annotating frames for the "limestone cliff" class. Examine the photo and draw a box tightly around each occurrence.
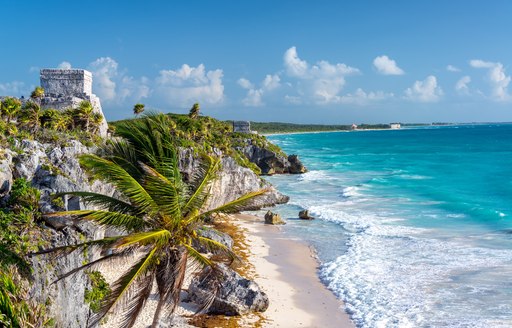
[0,139,288,327]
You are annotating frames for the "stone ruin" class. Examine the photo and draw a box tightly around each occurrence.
[40,69,108,137]
[233,121,252,133]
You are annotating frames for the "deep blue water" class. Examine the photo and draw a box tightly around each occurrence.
[262,124,512,327]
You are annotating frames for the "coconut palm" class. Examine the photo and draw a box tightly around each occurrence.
[18,101,41,133]
[37,114,266,328]
[75,100,95,132]
[30,86,44,103]
[0,97,21,123]
[188,103,200,119]
[133,103,145,117]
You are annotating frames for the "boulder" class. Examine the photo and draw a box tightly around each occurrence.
[264,210,286,225]
[299,210,315,220]
[0,150,13,198]
[193,228,234,254]
[288,154,307,174]
[188,264,269,315]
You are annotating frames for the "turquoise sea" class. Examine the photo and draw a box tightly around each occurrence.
[264,124,512,327]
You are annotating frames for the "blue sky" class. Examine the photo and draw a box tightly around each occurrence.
[1,0,512,123]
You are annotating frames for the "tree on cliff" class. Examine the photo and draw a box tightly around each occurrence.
[75,100,95,132]
[30,86,44,102]
[38,114,266,328]
[18,101,41,133]
[0,97,21,123]
[133,103,145,117]
[188,103,200,119]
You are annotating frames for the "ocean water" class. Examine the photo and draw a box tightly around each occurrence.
[263,124,512,328]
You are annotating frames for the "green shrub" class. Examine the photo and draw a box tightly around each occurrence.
[84,271,111,313]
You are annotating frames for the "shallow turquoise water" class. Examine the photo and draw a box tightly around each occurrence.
[264,124,512,327]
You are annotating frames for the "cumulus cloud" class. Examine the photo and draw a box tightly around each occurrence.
[0,81,27,96]
[283,46,359,104]
[373,55,404,75]
[455,75,471,94]
[470,59,510,101]
[58,61,72,69]
[89,57,118,101]
[155,64,224,107]
[88,57,150,104]
[446,65,460,72]
[239,74,281,107]
[404,75,443,102]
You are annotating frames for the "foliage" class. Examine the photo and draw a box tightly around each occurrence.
[30,86,45,100]
[133,103,145,116]
[84,271,111,313]
[1,97,22,123]
[249,121,391,133]
[188,103,200,119]
[38,114,267,327]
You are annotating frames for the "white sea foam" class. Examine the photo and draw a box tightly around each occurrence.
[297,170,329,182]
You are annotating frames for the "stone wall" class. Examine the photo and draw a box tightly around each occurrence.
[40,69,92,98]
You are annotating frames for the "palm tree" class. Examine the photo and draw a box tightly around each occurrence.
[30,86,44,104]
[0,97,22,123]
[18,101,41,133]
[75,100,95,132]
[188,103,200,119]
[133,103,145,117]
[37,114,266,327]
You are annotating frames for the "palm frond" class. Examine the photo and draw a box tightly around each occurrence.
[152,248,188,326]
[118,270,154,328]
[140,162,185,221]
[193,189,269,223]
[115,230,172,249]
[44,210,147,232]
[194,236,238,263]
[53,252,124,283]
[182,155,220,215]
[88,247,158,328]
[183,244,212,268]
[79,154,158,215]
[31,237,122,258]
[53,191,138,215]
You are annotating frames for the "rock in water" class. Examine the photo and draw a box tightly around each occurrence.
[264,210,286,225]
[288,154,307,174]
[188,264,269,315]
[299,210,315,220]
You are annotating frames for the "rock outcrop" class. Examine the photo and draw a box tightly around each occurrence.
[299,210,315,220]
[264,210,286,225]
[238,143,307,175]
[178,148,289,210]
[188,263,269,315]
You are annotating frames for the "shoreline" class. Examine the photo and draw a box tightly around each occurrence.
[232,213,354,328]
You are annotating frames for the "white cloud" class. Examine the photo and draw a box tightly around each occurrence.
[373,55,404,75]
[237,78,254,90]
[89,57,118,101]
[404,75,443,102]
[155,64,224,107]
[283,46,360,104]
[340,88,394,105]
[455,75,471,94]
[446,65,461,72]
[239,74,281,107]
[88,57,150,104]
[58,61,72,69]
[0,81,27,96]
[470,59,511,101]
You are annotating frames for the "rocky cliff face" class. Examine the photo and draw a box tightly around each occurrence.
[238,142,307,175]
[0,140,288,327]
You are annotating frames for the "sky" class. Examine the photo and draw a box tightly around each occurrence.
[1,0,512,124]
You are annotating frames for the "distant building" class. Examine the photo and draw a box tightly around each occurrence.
[351,123,358,130]
[233,121,252,133]
[390,123,401,129]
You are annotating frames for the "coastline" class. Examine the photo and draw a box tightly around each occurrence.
[232,213,354,328]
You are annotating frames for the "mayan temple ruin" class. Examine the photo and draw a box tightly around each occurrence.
[40,68,108,137]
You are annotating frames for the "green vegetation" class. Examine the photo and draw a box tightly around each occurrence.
[0,98,104,147]
[132,103,145,117]
[84,271,111,313]
[248,121,391,134]
[0,178,53,327]
[39,114,267,327]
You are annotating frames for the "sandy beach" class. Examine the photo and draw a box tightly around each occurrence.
[232,213,354,328]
